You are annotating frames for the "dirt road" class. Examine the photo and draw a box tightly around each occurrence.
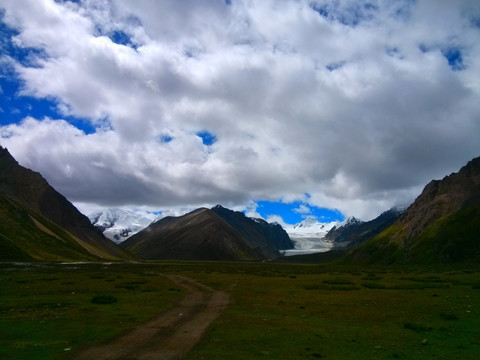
[75,275,230,360]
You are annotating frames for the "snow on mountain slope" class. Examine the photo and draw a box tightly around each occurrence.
[88,208,156,243]
[283,218,339,255]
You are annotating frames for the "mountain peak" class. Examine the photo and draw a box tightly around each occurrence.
[0,146,16,164]
[122,205,293,260]
[88,208,154,243]
[345,216,362,225]
[293,217,319,229]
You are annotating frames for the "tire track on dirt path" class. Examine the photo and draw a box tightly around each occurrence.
[75,275,230,360]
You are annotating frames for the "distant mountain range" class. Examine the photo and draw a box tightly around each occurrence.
[324,208,403,250]
[89,208,155,243]
[0,147,130,261]
[1,144,478,265]
[279,210,402,263]
[121,205,293,261]
[89,206,339,256]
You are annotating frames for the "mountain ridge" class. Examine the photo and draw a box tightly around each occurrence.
[121,205,293,261]
[347,156,480,264]
[0,146,130,261]
[211,205,294,254]
[324,208,403,249]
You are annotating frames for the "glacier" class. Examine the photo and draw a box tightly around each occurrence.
[88,208,156,243]
[283,218,338,256]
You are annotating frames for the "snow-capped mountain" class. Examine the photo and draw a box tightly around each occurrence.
[88,208,156,243]
[338,216,363,228]
[283,218,339,255]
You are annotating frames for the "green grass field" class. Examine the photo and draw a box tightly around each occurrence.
[1,261,479,359]
[0,262,184,359]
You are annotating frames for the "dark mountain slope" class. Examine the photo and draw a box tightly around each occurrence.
[0,147,130,261]
[122,206,292,261]
[348,156,480,264]
[325,208,403,249]
[211,205,294,253]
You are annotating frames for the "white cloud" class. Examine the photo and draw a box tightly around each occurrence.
[1,0,480,220]
[265,214,288,228]
[293,204,311,215]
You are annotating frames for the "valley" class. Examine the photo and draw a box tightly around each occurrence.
[1,2,479,359]
[1,148,479,359]
[1,261,479,360]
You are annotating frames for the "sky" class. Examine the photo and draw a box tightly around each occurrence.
[1,0,479,225]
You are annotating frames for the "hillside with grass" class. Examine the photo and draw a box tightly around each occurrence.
[0,147,131,261]
[347,156,480,265]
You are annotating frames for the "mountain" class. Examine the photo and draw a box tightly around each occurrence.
[121,206,293,261]
[278,212,399,261]
[210,205,294,252]
[285,218,338,253]
[348,156,480,264]
[89,208,154,243]
[324,209,402,249]
[0,146,130,261]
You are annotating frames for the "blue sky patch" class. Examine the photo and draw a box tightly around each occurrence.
[310,1,378,27]
[0,15,48,67]
[109,30,131,46]
[442,48,465,71]
[108,30,137,49]
[418,44,466,71]
[256,200,344,225]
[471,17,480,28]
[0,77,55,123]
[196,131,217,146]
[159,134,173,143]
[0,16,96,134]
[0,76,96,134]
[54,0,81,4]
[309,3,329,18]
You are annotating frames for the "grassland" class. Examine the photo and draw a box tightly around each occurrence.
[0,262,184,359]
[1,261,479,359]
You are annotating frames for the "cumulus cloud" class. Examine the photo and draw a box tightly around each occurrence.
[1,0,480,220]
[293,204,311,215]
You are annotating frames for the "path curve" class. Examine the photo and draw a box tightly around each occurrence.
[75,275,230,360]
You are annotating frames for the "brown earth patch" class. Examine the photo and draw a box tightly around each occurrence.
[75,275,229,360]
